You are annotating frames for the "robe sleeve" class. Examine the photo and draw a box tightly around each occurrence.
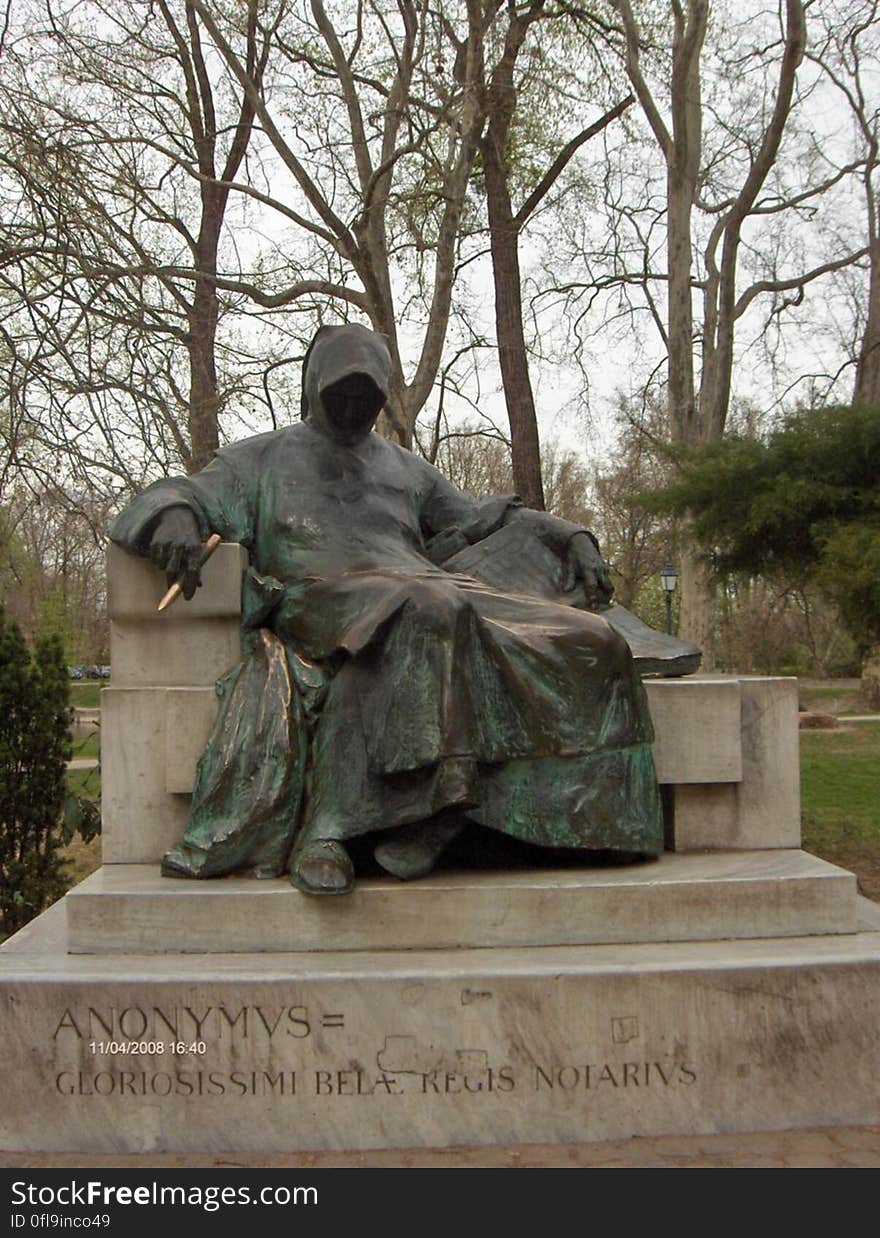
[417,461,523,564]
[108,450,256,554]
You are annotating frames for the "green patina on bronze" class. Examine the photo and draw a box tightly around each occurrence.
[110,323,666,889]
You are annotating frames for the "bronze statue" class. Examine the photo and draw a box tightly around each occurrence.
[110,323,667,895]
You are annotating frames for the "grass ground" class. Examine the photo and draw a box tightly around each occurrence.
[69,682,106,709]
[800,722,880,901]
[65,766,100,798]
[61,832,102,885]
[798,680,865,715]
[70,731,100,760]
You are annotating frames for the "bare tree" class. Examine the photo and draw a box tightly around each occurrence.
[610,0,805,660]
[589,392,677,609]
[190,0,495,447]
[0,0,280,496]
[809,0,880,407]
[432,416,595,526]
[434,423,516,494]
[543,1,868,663]
[475,0,633,508]
[0,488,111,660]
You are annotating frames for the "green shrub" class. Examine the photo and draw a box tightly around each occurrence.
[0,608,98,936]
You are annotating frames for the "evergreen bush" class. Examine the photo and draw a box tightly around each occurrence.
[0,607,87,935]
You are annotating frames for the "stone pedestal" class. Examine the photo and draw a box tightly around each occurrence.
[66,852,856,955]
[2,898,880,1153]
[2,543,878,1153]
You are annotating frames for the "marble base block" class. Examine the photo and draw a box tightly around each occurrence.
[2,899,879,1153]
[668,678,801,852]
[65,852,857,955]
[107,542,245,690]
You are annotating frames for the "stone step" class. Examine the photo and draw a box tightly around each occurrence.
[2,897,879,1153]
[65,850,857,955]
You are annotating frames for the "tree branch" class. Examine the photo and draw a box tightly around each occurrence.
[515,94,634,227]
[734,246,869,319]
[192,0,357,256]
[612,0,672,158]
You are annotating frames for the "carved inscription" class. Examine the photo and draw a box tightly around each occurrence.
[52,1060,697,1097]
[55,1070,300,1097]
[53,1004,324,1042]
[47,1001,698,1101]
[534,1061,696,1089]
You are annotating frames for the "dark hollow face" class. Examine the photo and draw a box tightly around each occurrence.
[317,373,385,444]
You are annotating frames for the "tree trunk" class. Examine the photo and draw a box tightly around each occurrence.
[668,171,716,664]
[482,131,545,510]
[666,56,709,655]
[862,643,880,709]
[666,173,698,444]
[187,172,229,471]
[477,9,545,511]
[853,238,880,407]
[377,397,412,449]
[678,543,716,670]
[187,274,221,473]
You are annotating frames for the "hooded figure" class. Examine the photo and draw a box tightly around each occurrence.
[110,323,663,894]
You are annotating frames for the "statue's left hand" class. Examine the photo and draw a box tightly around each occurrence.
[562,531,614,609]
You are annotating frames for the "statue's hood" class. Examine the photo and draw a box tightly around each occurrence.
[302,323,391,418]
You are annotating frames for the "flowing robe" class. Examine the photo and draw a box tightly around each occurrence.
[110,421,663,877]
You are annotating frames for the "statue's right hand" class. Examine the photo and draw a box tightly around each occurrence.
[148,508,204,600]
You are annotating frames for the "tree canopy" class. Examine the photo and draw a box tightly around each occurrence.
[641,404,880,650]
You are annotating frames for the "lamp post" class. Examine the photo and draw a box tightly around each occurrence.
[659,563,678,635]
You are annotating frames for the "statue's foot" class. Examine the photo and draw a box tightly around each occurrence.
[289,839,355,896]
[160,850,197,879]
[374,811,464,880]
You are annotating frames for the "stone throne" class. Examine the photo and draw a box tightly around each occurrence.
[1,541,878,1156]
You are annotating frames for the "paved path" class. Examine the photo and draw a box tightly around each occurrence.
[67,758,98,770]
[3,1126,879,1168]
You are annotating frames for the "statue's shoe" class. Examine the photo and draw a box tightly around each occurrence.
[160,847,201,878]
[374,812,464,880]
[289,839,355,896]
